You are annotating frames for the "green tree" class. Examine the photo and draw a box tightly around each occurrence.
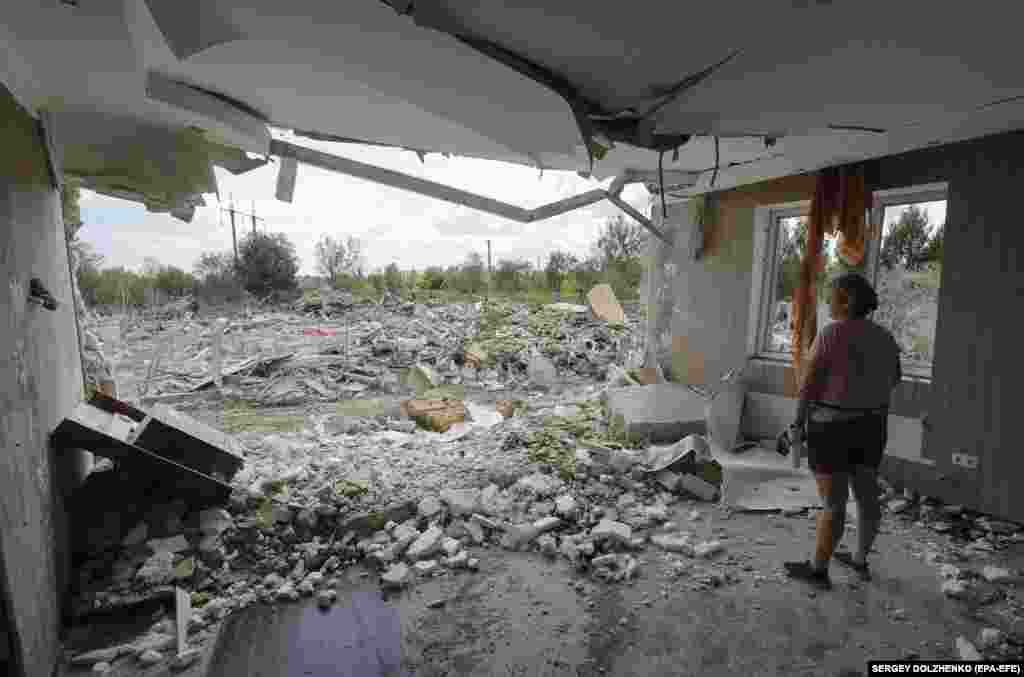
[494,259,532,293]
[383,262,403,291]
[61,181,82,237]
[545,251,577,292]
[594,215,646,269]
[418,266,447,290]
[72,239,105,305]
[922,222,944,264]
[461,251,485,294]
[153,265,195,298]
[367,272,386,293]
[880,205,932,271]
[236,232,300,298]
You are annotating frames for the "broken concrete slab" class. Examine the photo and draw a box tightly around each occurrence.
[651,532,695,555]
[591,520,632,548]
[655,470,682,492]
[514,473,565,498]
[587,284,626,325]
[527,354,558,388]
[381,563,411,589]
[440,488,481,517]
[678,474,719,502]
[407,526,444,560]
[956,636,982,661]
[606,384,706,444]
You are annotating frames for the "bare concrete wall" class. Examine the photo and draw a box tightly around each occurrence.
[645,129,1024,520]
[0,85,85,677]
[645,175,815,386]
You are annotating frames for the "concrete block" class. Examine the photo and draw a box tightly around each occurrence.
[606,385,706,444]
[587,284,626,325]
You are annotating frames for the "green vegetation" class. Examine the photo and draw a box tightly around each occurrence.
[222,399,305,434]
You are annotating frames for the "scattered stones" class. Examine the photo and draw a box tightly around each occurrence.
[677,474,719,502]
[444,551,470,568]
[982,566,1014,583]
[441,488,481,517]
[137,552,176,586]
[171,648,202,671]
[942,580,970,599]
[418,496,443,519]
[138,649,164,665]
[407,526,444,560]
[382,563,411,589]
[694,540,723,559]
[655,471,682,492]
[591,520,632,548]
[555,494,578,519]
[414,560,438,575]
[72,645,130,666]
[441,537,462,557]
[887,499,910,514]
[514,473,565,498]
[275,582,299,601]
[979,628,1004,650]
[537,534,558,558]
[651,533,694,555]
[317,590,337,609]
[956,636,982,661]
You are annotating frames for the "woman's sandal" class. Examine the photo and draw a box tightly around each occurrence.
[834,551,871,580]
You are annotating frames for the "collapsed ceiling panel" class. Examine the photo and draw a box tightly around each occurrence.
[3,0,1024,213]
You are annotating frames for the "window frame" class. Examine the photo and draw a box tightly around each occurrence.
[749,183,948,379]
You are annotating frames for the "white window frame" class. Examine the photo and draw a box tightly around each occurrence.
[748,183,948,379]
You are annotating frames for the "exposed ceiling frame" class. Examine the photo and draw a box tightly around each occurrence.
[270,139,673,243]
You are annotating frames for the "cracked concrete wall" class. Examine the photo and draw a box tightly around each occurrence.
[0,84,86,677]
[643,175,815,388]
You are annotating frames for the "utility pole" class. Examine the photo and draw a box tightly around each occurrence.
[221,196,265,265]
[486,239,492,304]
[227,198,238,265]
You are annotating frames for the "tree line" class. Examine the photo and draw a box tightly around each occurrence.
[71,212,650,308]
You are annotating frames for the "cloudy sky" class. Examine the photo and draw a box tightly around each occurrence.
[78,137,652,276]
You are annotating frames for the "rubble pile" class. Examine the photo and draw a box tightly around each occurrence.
[104,298,643,403]
[65,292,1024,669]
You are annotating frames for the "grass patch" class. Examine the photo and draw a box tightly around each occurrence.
[222,399,304,434]
[334,399,388,417]
[335,479,369,498]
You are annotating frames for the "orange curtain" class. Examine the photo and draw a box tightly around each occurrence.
[792,165,868,379]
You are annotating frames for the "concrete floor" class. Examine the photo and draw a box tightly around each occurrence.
[201,507,994,677]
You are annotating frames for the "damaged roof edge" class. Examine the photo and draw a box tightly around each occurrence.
[270,138,670,242]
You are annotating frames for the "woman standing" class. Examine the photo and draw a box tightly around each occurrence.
[784,273,902,589]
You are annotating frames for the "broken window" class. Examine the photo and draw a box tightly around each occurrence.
[761,208,845,355]
[870,188,947,372]
[754,183,947,377]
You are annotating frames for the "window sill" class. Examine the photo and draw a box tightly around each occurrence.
[747,355,933,384]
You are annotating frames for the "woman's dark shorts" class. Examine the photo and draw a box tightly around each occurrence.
[806,406,888,476]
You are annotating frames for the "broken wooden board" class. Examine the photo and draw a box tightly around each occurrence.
[401,399,466,433]
[191,353,294,391]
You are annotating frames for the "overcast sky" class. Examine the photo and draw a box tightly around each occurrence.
[78,137,652,276]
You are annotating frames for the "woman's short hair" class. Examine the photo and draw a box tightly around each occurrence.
[831,272,879,318]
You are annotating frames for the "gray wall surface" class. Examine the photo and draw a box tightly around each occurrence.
[646,130,1024,521]
[0,85,85,677]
